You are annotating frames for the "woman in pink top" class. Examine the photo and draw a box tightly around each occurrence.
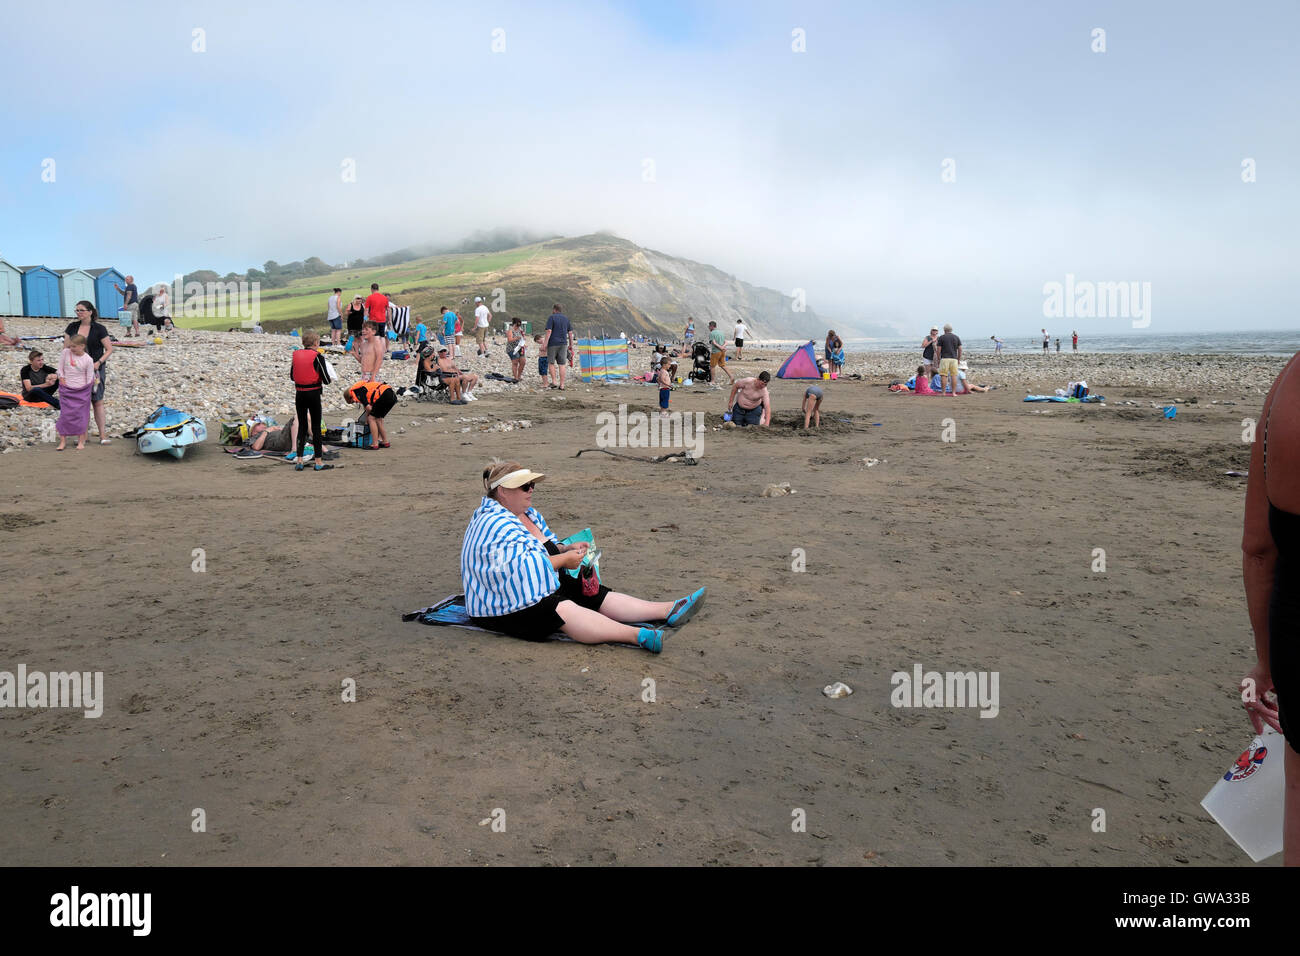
[56,335,96,450]
[913,365,936,395]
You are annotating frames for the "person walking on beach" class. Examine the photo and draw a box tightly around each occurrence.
[725,371,771,426]
[685,318,695,351]
[922,327,939,375]
[1042,328,1050,354]
[733,319,750,360]
[1072,330,1078,351]
[326,288,344,347]
[474,297,492,356]
[63,301,112,444]
[540,304,574,390]
[1241,352,1300,865]
[439,306,457,352]
[1055,337,1061,353]
[936,323,962,396]
[114,274,140,337]
[708,321,734,384]
[364,283,388,342]
[990,335,1003,354]
[356,321,384,382]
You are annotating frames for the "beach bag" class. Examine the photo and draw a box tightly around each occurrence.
[343,419,372,447]
[219,421,249,445]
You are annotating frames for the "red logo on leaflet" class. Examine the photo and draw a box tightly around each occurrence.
[1224,742,1268,782]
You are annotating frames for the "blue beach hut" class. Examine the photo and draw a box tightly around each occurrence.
[0,259,22,316]
[87,268,125,319]
[55,269,96,318]
[19,265,60,317]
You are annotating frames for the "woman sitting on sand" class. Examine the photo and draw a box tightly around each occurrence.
[1242,352,1300,865]
[955,361,991,394]
[913,365,937,395]
[461,460,706,653]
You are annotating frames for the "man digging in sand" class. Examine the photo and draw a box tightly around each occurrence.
[725,370,771,427]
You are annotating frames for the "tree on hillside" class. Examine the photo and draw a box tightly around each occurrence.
[185,269,221,286]
[263,260,280,275]
[303,257,332,276]
[247,268,266,280]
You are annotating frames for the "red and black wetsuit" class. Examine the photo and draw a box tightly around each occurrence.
[290,347,329,458]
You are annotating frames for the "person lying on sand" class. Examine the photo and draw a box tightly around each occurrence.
[1241,351,1300,865]
[236,414,299,459]
[461,459,706,653]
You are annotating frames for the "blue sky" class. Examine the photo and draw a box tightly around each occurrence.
[1,0,1296,336]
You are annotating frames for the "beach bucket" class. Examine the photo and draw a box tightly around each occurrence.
[1163,406,1177,419]
[1200,726,1284,862]
[822,372,830,380]
[117,310,133,328]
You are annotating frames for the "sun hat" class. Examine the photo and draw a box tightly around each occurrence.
[491,468,545,490]
[957,360,969,371]
[474,296,483,302]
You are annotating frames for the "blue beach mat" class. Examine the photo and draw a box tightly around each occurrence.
[402,594,653,645]
[1024,394,1106,403]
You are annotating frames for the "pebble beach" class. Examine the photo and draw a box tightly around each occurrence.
[0,319,1285,452]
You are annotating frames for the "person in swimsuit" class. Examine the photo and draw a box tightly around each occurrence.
[1242,352,1300,865]
[802,384,823,429]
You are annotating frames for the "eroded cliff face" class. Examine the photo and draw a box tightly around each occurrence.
[599,247,833,341]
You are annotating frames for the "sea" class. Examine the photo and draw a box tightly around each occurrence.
[770,330,1300,357]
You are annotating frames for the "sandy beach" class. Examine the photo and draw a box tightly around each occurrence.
[0,323,1284,865]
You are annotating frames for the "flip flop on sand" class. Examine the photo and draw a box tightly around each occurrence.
[666,587,706,627]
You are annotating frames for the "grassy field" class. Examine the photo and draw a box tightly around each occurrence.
[175,247,542,331]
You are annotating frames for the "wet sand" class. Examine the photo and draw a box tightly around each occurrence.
[0,358,1280,865]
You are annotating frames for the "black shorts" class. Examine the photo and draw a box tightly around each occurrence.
[1269,504,1300,751]
[368,389,397,419]
[471,579,610,642]
[735,338,744,348]
[373,322,386,339]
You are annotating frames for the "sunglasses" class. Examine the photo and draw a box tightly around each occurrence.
[518,482,536,492]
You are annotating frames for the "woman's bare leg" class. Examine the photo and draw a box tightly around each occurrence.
[597,591,675,623]
[556,600,641,645]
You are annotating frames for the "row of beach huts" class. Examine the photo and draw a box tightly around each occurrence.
[0,259,129,320]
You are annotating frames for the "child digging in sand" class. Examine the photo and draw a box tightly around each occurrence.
[803,384,824,428]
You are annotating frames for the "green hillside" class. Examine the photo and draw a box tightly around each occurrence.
[175,241,661,336]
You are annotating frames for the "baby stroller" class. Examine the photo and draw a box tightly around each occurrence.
[688,341,712,383]
[413,344,449,403]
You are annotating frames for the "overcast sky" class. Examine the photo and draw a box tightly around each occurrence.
[2,0,1296,336]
